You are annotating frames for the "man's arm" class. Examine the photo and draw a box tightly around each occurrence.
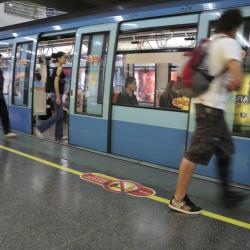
[227,59,243,92]
[55,67,62,105]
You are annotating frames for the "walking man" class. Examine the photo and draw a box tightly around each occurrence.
[169,9,244,214]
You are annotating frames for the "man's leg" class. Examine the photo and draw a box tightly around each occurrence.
[169,157,201,214]
[54,103,64,140]
[217,156,231,194]
[174,158,196,201]
[216,116,245,204]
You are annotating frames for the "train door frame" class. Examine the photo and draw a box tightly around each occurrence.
[32,30,76,142]
[68,23,118,152]
[8,35,38,134]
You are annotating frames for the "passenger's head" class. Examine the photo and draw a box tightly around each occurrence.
[35,72,41,81]
[215,9,243,38]
[0,54,2,64]
[125,76,137,92]
[52,51,66,64]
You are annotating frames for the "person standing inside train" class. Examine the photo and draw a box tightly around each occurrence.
[169,9,245,214]
[0,54,17,138]
[35,52,67,140]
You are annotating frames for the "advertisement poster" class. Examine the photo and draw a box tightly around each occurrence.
[135,67,155,104]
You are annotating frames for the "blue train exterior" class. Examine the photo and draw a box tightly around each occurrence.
[0,0,250,186]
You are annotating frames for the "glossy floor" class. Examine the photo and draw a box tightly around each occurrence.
[0,133,249,250]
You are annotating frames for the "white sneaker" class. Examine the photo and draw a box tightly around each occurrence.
[60,136,68,140]
[35,128,44,139]
[5,132,17,138]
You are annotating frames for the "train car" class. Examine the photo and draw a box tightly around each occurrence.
[0,0,249,186]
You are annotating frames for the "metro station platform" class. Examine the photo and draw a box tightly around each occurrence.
[0,132,249,250]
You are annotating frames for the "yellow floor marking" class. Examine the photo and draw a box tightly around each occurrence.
[0,144,249,230]
[0,145,83,176]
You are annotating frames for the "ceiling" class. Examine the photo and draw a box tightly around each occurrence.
[0,0,180,14]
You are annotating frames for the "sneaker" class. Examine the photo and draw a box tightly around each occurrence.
[223,190,246,207]
[5,132,17,138]
[35,128,44,139]
[169,195,202,215]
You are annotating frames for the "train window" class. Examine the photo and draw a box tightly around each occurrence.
[75,33,109,116]
[12,41,33,106]
[112,26,196,111]
[0,44,12,95]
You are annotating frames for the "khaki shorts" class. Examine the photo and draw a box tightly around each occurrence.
[185,104,234,165]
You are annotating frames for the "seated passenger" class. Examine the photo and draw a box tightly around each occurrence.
[116,77,139,106]
[159,81,177,109]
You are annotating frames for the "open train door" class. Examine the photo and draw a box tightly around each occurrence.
[69,23,118,152]
[9,35,38,134]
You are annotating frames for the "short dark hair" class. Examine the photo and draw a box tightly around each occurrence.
[0,54,2,58]
[51,51,65,62]
[125,76,136,88]
[216,9,243,33]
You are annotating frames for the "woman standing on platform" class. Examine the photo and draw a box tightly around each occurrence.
[35,52,67,141]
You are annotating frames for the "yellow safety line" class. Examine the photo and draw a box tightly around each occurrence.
[0,144,249,230]
[0,145,83,176]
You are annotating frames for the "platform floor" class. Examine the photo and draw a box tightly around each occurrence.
[0,132,249,250]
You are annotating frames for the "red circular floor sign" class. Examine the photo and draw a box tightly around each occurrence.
[80,173,156,197]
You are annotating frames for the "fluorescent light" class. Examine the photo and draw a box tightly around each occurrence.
[206,3,215,10]
[53,25,62,31]
[114,15,124,22]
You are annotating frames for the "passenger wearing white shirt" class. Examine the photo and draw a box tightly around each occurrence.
[169,9,244,214]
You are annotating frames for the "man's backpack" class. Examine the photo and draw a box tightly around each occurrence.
[174,37,226,98]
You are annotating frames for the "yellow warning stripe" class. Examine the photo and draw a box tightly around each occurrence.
[0,145,83,176]
[0,144,249,230]
[148,195,170,205]
[202,211,250,229]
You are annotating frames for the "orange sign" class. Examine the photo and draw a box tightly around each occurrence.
[172,97,190,110]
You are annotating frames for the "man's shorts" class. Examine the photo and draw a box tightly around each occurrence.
[185,104,234,166]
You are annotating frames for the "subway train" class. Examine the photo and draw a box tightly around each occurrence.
[0,0,250,186]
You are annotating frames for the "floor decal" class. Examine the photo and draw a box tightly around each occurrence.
[80,173,156,197]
